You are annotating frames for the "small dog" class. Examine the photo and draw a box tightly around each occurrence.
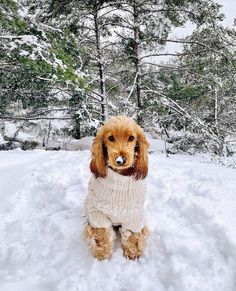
[84,115,149,260]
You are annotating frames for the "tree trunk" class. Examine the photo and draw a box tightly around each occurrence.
[133,1,142,124]
[94,11,107,122]
[73,117,81,139]
[214,87,218,129]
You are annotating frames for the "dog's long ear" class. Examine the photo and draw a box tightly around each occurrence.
[134,125,149,180]
[90,127,107,178]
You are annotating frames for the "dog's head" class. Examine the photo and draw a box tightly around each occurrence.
[90,115,149,179]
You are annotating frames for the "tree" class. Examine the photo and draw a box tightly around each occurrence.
[0,0,97,145]
[150,16,236,154]
[180,22,236,133]
[48,0,120,122]
[108,0,228,124]
[0,0,88,119]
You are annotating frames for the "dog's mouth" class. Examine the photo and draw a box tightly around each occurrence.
[112,164,130,170]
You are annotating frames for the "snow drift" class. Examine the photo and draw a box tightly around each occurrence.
[0,150,236,291]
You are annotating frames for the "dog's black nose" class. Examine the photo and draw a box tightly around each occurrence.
[116,156,127,166]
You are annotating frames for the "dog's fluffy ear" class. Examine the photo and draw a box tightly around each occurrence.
[134,125,149,180]
[90,127,107,178]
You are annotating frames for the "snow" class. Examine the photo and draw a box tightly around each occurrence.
[68,137,93,151]
[146,133,167,153]
[17,131,36,141]
[0,133,4,143]
[4,122,18,137]
[0,150,236,291]
[116,156,124,164]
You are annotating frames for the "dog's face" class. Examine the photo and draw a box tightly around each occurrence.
[103,127,137,170]
[90,116,149,179]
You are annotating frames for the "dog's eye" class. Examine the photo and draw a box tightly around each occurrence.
[108,135,115,142]
[128,135,135,142]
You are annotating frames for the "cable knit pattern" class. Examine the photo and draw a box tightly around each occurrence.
[85,168,146,233]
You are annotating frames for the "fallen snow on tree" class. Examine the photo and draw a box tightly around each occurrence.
[0,150,236,291]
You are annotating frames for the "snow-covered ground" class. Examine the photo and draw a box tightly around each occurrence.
[0,149,236,291]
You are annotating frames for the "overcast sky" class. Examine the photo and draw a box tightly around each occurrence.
[218,0,235,26]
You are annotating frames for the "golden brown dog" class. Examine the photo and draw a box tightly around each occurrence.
[84,115,149,260]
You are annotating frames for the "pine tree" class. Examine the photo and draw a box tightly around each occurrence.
[153,13,236,154]
[0,0,90,136]
[47,0,119,122]
[108,0,229,124]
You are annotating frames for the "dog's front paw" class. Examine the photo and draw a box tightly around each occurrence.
[84,225,115,260]
[122,227,148,260]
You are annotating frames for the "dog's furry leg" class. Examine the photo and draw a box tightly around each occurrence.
[121,226,148,260]
[84,224,115,260]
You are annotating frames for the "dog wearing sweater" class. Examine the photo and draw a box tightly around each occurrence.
[84,115,149,260]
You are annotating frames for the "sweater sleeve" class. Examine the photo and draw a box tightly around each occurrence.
[85,177,112,228]
[121,213,144,233]
[86,207,112,228]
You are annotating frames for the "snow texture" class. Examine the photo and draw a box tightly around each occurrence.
[0,149,236,291]
[116,156,124,164]
[0,133,4,143]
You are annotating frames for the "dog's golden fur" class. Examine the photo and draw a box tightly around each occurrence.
[85,115,149,260]
[84,225,114,260]
[122,226,149,260]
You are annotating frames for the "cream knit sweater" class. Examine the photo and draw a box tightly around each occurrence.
[85,168,146,233]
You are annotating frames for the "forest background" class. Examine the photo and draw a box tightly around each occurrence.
[0,0,235,158]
